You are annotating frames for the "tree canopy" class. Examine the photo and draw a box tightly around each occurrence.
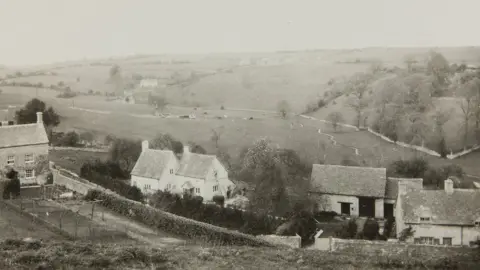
[15,98,60,127]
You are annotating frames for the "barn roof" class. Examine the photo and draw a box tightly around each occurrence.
[310,164,387,198]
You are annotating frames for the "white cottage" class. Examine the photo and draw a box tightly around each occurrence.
[396,178,480,246]
[130,141,235,201]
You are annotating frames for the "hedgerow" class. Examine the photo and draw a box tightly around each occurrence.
[84,189,274,247]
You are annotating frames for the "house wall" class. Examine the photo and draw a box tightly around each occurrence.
[0,143,49,185]
[131,175,160,195]
[375,199,384,219]
[204,158,235,199]
[174,175,205,197]
[311,194,359,216]
[405,224,480,246]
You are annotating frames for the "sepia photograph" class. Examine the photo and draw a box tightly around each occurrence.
[0,0,479,269]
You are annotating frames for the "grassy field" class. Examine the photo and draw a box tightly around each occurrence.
[0,203,64,241]
[50,149,109,174]
[0,238,478,270]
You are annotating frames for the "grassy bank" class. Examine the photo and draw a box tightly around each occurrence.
[0,238,478,269]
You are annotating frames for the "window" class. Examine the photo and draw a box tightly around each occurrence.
[25,153,34,163]
[475,221,480,227]
[213,170,218,178]
[443,237,452,246]
[25,169,34,179]
[418,237,438,245]
[166,184,172,190]
[144,184,151,190]
[420,217,431,222]
[195,188,200,194]
[213,185,219,192]
[170,169,174,174]
[7,155,14,165]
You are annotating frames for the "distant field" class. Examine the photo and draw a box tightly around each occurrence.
[50,149,109,174]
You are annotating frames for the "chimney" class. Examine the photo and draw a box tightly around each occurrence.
[398,182,407,196]
[141,140,149,151]
[444,178,454,194]
[36,112,43,124]
[183,145,190,155]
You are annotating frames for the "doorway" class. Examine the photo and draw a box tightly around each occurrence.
[358,197,375,217]
[384,203,394,218]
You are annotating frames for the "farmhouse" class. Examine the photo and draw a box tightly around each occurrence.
[396,178,480,246]
[130,141,235,201]
[0,112,49,185]
[309,164,423,219]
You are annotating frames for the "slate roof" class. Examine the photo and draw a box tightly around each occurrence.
[130,149,175,179]
[385,177,423,200]
[310,164,387,198]
[0,124,49,148]
[176,153,216,179]
[400,189,480,225]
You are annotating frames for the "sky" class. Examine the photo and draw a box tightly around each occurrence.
[0,0,479,66]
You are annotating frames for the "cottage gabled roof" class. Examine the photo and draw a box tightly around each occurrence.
[400,189,480,225]
[310,164,387,198]
[0,124,49,148]
[130,149,176,179]
[385,177,423,200]
[176,153,216,179]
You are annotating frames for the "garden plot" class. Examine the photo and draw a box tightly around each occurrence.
[9,199,136,244]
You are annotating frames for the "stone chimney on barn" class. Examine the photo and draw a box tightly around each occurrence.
[142,140,149,152]
[36,112,43,124]
[444,178,454,194]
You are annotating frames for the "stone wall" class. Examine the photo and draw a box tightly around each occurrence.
[256,234,302,248]
[313,237,471,257]
[49,146,109,153]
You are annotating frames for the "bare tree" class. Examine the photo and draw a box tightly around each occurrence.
[277,100,290,119]
[327,111,344,132]
[458,96,474,149]
[211,126,224,150]
[346,72,373,128]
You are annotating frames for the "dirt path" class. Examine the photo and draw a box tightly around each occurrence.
[58,200,187,248]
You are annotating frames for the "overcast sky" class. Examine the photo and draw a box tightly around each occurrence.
[0,0,479,66]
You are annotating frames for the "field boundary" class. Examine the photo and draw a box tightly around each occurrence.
[0,199,72,240]
[49,146,109,153]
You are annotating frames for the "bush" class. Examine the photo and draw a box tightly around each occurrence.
[3,170,21,199]
[335,218,358,239]
[150,190,281,236]
[362,218,380,240]
[55,131,80,147]
[84,189,272,246]
[212,195,225,206]
[220,105,225,110]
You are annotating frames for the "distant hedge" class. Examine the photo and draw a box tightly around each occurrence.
[84,189,273,247]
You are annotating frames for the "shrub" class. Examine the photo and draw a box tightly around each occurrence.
[3,169,21,199]
[398,226,415,242]
[335,218,358,239]
[84,189,272,246]
[362,218,380,240]
[212,195,225,206]
[438,137,448,158]
[220,105,225,110]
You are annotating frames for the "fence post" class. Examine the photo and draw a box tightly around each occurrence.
[91,202,95,219]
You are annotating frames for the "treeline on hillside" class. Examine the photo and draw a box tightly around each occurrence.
[387,157,472,188]
[308,51,480,153]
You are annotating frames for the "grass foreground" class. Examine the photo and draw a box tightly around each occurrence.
[0,238,478,270]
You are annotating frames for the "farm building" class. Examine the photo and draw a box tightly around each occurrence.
[396,178,480,246]
[130,141,235,201]
[0,112,49,185]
